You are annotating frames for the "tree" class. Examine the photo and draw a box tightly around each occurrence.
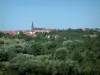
[54,47,69,60]
[31,42,44,56]
[41,41,57,54]
[0,48,8,61]
[71,50,83,63]
[0,32,4,37]
[9,54,36,75]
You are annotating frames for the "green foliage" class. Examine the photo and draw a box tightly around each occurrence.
[31,42,44,55]
[71,50,83,63]
[0,32,4,37]
[0,70,4,75]
[9,54,36,75]
[0,29,100,75]
[15,31,34,41]
[6,44,26,53]
[54,47,69,60]
[0,48,8,61]
[36,55,51,61]
[41,41,57,54]
[0,40,4,44]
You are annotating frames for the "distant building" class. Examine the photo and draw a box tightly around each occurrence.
[31,22,52,33]
[4,22,52,38]
[82,28,87,31]
[6,30,36,37]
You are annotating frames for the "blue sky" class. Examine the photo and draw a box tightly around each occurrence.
[0,0,100,30]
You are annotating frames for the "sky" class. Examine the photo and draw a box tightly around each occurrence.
[0,0,100,30]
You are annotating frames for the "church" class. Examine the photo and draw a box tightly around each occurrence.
[31,22,51,33]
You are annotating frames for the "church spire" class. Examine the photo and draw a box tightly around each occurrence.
[31,21,34,30]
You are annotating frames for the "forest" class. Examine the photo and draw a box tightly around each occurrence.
[0,29,100,75]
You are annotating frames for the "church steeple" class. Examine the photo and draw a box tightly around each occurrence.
[31,21,34,30]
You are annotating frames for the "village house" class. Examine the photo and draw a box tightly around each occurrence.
[82,28,87,31]
[4,22,52,37]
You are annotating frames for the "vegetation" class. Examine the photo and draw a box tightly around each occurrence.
[0,29,100,75]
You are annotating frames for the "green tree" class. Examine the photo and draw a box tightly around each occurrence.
[9,54,36,75]
[31,42,44,56]
[54,47,69,60]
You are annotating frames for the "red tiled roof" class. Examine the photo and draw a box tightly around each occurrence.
[23,31,37,37]
[5,28,52,37]
[8,31,18,35]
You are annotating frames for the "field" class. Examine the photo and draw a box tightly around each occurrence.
[0,29,100,75]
